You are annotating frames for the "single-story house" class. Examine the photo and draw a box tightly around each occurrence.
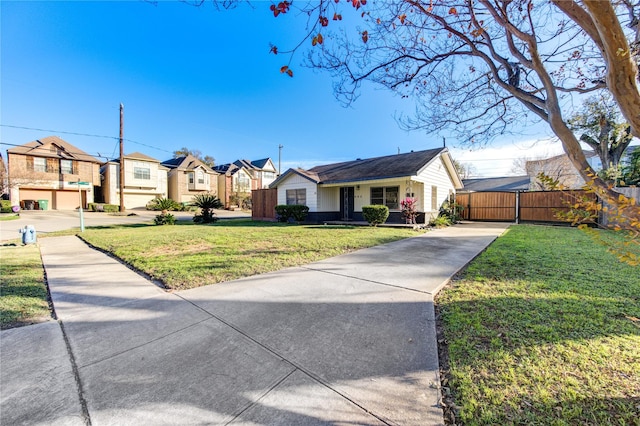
[7,136,101,210]
[269,148,463,224]
[460,176,532,192]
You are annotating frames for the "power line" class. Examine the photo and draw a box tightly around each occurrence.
[1,124,117,140]
[0,124,173,154]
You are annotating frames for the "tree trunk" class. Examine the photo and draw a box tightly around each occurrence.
[583,1,640,138]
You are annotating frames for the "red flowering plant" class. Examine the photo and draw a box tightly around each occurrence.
[400,197,419,224]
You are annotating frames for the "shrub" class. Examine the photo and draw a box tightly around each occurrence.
[147,197,180,212]
[362,205,389,226]
[230,193,252,210]
[1,200,12,213]
[440,199,463,223]
[429,215,452,228]
[274,204,309,223]
[275,205,291,222]
[154,213,176,225]
[401,197,419,224]
[87,203,119,212]
[193,193,223,224]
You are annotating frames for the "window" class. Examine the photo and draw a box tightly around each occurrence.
[286,188,306,205]
[263,171,275,180]
[197,170,205,184]
[237,173,251,192]
[60,159,73,174]
[371,186,399,209]
[188,172,194,184]
[134,167,151,180]
[33,157,46,172]
[431,186,438,211]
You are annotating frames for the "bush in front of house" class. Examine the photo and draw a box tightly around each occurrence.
[193,193,223,223]
[154,213,176,225]
[1,200,12,213]
[439,199,463,223]
[88,203,120,213]
[146,197,180,212]
[275,204,309,223]
[362,205,389,226]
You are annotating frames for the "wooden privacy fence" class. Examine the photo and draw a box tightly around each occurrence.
[456,190,597,223]
[251,188,278,221]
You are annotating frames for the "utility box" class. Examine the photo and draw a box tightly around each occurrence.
[20,225,37,245]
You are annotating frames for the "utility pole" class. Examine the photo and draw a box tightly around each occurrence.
[119,103,125,212]
[278,144,283,175]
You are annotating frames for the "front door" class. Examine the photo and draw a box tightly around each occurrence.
[340,187,355,220]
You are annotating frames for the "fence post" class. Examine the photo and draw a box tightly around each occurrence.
[515,191,520,224]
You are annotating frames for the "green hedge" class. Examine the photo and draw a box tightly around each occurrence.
[275,204,309,223]
[362,205,389,226]
[1,200,12,213]
[88,203,119,213]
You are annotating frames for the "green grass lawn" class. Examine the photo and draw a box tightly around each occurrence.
[0,244,51,329]
[77,219,419,290]
[437,225,640,425]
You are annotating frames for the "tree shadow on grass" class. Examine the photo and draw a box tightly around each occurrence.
[436,288,640,424]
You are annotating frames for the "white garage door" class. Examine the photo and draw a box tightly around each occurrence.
[124,194,156,209]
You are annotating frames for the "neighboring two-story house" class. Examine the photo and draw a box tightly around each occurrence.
[214,158,277,209]
[161,155,219,203]
[6,136,101,210]
[101,152,168,209]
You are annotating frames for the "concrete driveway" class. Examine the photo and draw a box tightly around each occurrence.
[0,222,509,425]
[0,209,250,242]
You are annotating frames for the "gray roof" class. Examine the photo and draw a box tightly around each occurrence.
[312,148,447,184]
[271,148,451,187]
[462,176,531,192]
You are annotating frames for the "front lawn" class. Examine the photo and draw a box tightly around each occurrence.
[0,244,51,329]
[437,225,640,425]
[78,220,419,290]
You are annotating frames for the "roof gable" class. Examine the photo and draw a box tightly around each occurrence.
[124,152,160,162]
[7,136,101,163]
[270,168,319,188]
[161,155,216,173]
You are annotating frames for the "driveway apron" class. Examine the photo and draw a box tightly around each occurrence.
[1,222,509,425]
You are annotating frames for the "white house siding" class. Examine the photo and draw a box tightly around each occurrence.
[414,157,456,219]
[347,178,413,212]
[102,162,168,209]
[276,174,318,211]
[317,186,339,211]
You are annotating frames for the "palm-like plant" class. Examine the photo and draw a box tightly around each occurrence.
[192,193,223,223]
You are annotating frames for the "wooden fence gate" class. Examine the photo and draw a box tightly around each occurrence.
[251,188,278,221]
[456,190,596,223]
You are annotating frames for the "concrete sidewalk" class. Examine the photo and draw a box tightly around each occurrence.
[1,222,509,425]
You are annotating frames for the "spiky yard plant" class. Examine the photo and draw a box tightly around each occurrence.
[192,193,223,224]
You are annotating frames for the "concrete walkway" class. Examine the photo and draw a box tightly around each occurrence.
[1,222,509,425]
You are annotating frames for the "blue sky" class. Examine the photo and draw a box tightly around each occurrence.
[1,0,563,176]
